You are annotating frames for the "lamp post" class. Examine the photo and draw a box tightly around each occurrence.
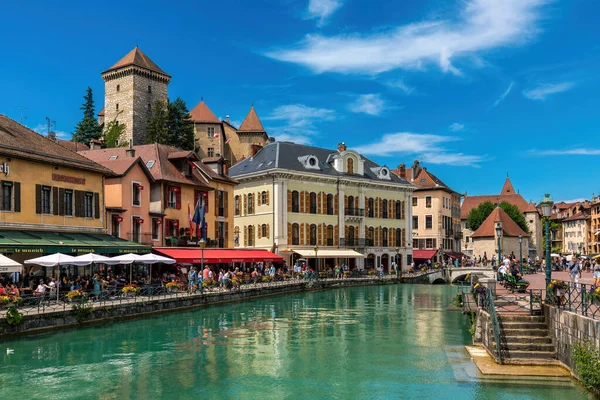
[539,193,554,298]
[495,224,503,269]
[314,245,319,279]
[518,234,523,275]
[396,247,400,278]
[199,238,206,274]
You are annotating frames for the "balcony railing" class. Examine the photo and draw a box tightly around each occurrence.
[345,208,365,217]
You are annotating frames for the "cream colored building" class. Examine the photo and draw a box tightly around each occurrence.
[562,211,589,255]
[472,207,529,263]
[229,142,415,271]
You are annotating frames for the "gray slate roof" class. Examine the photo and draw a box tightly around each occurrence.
[229,141,412,185]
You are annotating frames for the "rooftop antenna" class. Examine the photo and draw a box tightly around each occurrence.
[46,117,51,135]
[18,107,27,124]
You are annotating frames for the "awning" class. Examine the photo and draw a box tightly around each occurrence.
[445,252,464,259]
[153,248,284,264]
[293,249,365,259]
[412,249,438,259]
[0,230,150,255]
[0,254,22,273]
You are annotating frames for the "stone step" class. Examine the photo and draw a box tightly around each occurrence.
[503,328,548,337]
[497,314,546,322]
[500,321,548,330]
[495,342,556,352]
[504,350,557,360]
[504,336,553,344]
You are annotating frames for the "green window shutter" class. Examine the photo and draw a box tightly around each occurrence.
[14,182,20,212]
[58,188,65,216]
[53,187,59,215]
[94,193,100,219]
[35,184,42,214]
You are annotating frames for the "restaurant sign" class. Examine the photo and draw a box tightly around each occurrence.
[52,173,86,185]
[0,161,9,177]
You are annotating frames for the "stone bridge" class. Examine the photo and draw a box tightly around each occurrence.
[403,267,496,284]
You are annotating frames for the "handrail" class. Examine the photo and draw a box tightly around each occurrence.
[484,287,503,363]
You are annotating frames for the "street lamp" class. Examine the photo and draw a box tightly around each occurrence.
[396,246,400,278]
[495,223,503,269]
[199,238,206,274]
[314,245,319,279]
[518,234,523,275]
[539,193,554,298]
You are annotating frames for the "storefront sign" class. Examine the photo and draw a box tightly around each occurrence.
[52,173,86,185]
[0,161,9,177]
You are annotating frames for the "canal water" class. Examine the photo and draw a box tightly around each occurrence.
[0,284,585,399]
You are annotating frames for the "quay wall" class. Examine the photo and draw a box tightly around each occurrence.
[0,278,398,338]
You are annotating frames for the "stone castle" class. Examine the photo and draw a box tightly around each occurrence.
[98,47,269,164]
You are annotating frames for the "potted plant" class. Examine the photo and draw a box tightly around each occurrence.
[262,275,272,282]
[122,284,140,297]
[587,286,600,306]
[0,295,23,307]
[166,282,182,293]
[202,280,213,289]
[66,290,86,302]
[547,280,567,304]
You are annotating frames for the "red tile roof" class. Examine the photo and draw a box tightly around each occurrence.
[0,115,109,174]
[94,157,154,180]
[391,165,456,193]
[461,193,529,219]
[103,47,169,76]
[523,201,539,213]
[57,139,90,152]
[98,108,105,117]
[472,207,528,238]
[501,177,516,194]
[238,106,266,133]
[189,100,220,123]
[563,212,589,222]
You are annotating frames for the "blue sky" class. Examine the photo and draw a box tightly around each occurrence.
[1,0,599,204]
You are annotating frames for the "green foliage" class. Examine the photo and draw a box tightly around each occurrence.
[572,341,600,395]
[541,217,562,251]
[6,306,24,326]
[146,99,169,145]
[453,293,463,308]
[468,312,477,336]
[72,87,101,146]
[103,119,127,148]
[72,303,93,323]
[466,200,529,233]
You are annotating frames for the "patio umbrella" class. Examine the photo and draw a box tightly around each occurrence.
[550,253,560,257]
[138,253,176,283]
[109,253,144,283]
[72,253,121,277]
[0,254,22,273]
[24,253,88,267]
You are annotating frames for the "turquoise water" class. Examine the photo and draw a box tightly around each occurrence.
[0,284,585,399]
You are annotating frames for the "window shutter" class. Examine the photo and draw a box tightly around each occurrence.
[164,185,169,207]
[317,192,322,214]
[344,195,348,211]
[243,194,247,216]
[224,222,229,244]
[215,224,219,243]
[164,219,170,237]
[365,199,369,217]
[258,224,262,239]
[58,188,65,216]
[52,187,59,215]
[244,226,248,247]
[402,228,406,247]
[300,191,305,213]
[74,190,81,217]
[355,196,359,212]
[300,223,305,245]
[390,228,395,247]
[287,223,292,242]
[402,201,406,219]
[318,224,322,246]
[94,193,100,219]
[345,226,349,244]
[304,191,309,213]
[379,199,383,218]
[13,182,20,212]
[35,184,42,214]
[266,191,270,206]
[374,198,379,219]
[224,191,229,217]
[176,189,181,210]
[287,190,292,212]
[215,192,219,216]
[334,225,339,246]
[374,227,379,247]
[334,194,339,214]
[257,192,260,207]
[266,224,270,239]
[389,200,393,219]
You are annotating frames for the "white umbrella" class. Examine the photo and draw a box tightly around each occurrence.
[137,253,176,265]
[72,253,120,265]
[550,253,560,257]
[24,253,88,267]
[110,253,144,264]
[0,254,22,273]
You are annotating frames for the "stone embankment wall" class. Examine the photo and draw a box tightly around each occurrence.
[543,304,600,370]
[0,279,396,338]
[472,309,500,362]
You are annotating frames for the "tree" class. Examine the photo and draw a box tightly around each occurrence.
[103,119,126,148]
[168,97,194,150]
[146,99,169,145]
[466,200,529,233]
[72,87,101,146]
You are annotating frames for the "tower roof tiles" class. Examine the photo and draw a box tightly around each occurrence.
[103,47,170,76]
[238,106,266,133]
[189,100,220,123]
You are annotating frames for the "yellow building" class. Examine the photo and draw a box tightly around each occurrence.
[0,115,149,264]
[229,141,414,271]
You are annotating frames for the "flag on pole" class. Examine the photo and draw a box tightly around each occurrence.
[224,136,231,144]
[188,202,193,232]
[192,198,205,239]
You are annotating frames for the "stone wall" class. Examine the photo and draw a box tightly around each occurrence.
[472,309,501,362]
[194,122,224,159]
[543,304,600,370]
[0,278,397,338]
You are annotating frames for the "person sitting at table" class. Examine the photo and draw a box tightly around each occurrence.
[511,265,523,281]
[7,284,20,296]
[34,279,51,295]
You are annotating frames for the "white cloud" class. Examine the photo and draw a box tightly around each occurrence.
[354,132,485,166]
[530,148,600,156]
[264,103,336,145]
[306,0,344,27]
[490,81,514,108]
[385,79,415,95]
[449,122,465,132]
[268,0,546,75]
[31,123,70,140]
[348,94,385,116]
[522,82,575,100]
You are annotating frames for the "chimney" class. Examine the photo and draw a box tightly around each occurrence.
[126,139,136,158]
[250,144,262,157]
[225,115,230,123]
[412,160,421,180]
[89,139,101,150]
[398,163,406,178]
[337,142,347,152]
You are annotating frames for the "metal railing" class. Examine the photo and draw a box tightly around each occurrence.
[547,281,600,320]
[483,287,503,363]
[344,208,365,217]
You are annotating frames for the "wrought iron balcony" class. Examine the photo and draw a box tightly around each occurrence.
[345,208,365,217]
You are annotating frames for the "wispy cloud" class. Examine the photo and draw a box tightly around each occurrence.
[355,132,485,166]
[268,0,546,75]
[449,122,465,132]
[490,81,514,108]
[306,0,344,27]
[522,82,575,101]
[348,94,385,116]
[31,123,70,140]
[384,79,415,95]
[529,148,600,156]
[264,103,335,144]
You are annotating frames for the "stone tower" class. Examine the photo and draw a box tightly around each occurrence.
[101,47,170,145]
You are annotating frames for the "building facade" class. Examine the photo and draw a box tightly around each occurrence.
[229,141,414,271]
[101,47,170,145]
[471,207,529,262]
[392,161,462,256]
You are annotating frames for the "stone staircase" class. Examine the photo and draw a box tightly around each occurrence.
[494,314,558,364]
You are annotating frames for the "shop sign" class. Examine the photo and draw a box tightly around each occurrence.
[52,173,86,185]
[0,161,9,177]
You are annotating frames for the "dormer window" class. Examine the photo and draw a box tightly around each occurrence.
[347,158,354,174]
[371,166,392,180]
[297,155,320,170]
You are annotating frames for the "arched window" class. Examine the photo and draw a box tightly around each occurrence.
[234,226,240,247]
[261,191,268,205]
[368,198,374,218]
[261,224,269,238]
[396,228,402,247]
[309,192,317,214]
[247,193,254,214]
[382,199,388,219]
[382,227,389,247]
[234,195,240,216]
[396,200,402,219]
[367,227,374,246]
[347,195,355,215]
[247,225,254,247]
[327,225,334,246]
[292,191,300,212]
[292,223,300,245]
[348,226,355,246]
[347,158,354,174]
[310,224,317,246]
[327,194,334,215]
